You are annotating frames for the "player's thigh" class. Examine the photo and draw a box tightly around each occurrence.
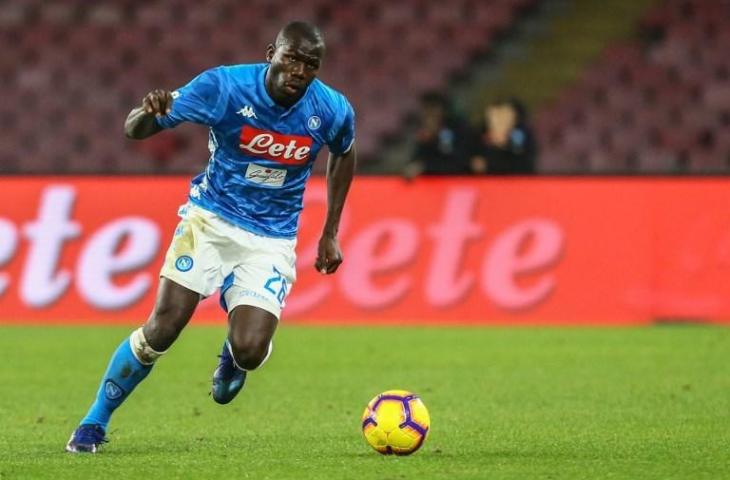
[151,203,228,348]
[150,276,200,322]
[143,277,200,350]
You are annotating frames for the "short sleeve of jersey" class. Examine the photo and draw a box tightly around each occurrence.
[156,67,228,129]
[327,97,355,155]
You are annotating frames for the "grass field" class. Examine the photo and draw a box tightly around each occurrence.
[0,325,728,479]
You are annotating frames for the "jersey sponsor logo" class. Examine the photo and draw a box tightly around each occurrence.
[239,126,312,164]
[245,163,287,187]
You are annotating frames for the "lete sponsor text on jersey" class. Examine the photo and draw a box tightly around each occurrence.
[239,126,313,165]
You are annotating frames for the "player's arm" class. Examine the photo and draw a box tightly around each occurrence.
[124,89,174,140]
[315,144,356,275]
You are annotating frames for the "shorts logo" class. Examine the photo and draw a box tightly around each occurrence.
[307,115,321,130]
[104,380,124,400]
[175,255,194,272]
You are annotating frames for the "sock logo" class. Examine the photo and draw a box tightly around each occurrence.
[104,380,124,400]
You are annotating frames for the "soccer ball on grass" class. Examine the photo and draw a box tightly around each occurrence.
[361,390,430,455]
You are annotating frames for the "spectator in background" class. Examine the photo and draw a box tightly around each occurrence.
[403,92,478,179]
[471,98,537,175]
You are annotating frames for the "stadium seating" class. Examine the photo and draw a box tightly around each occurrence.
[535,0,730,173]
[1,0,535,173]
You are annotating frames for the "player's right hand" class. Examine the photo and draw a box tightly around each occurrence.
[142,89,174,117]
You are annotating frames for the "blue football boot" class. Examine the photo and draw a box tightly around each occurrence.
[211,341,246,404]
[65,424,108,453]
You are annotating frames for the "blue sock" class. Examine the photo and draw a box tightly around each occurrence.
[79,335,153,429]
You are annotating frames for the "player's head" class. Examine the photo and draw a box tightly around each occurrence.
[265,21,325,106]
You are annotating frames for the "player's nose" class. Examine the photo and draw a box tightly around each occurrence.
[290,62,305,78]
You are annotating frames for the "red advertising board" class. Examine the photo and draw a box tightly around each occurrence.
[0,176,729,325]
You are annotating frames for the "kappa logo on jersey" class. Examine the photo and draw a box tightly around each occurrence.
[239,126,313,165]
[236,105,257,119]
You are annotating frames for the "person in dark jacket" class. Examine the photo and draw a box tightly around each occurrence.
[403,92,478,179]
[471,98,537,175]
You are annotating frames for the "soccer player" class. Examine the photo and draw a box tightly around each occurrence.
[66,21,356,453]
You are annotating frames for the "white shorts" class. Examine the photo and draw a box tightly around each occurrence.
[160,203,297,319]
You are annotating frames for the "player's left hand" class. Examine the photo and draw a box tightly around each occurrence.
[315,234,343,275]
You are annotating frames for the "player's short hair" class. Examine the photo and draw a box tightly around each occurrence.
[275,21,325,49]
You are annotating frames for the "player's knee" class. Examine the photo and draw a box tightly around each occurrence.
[229,334,270,370]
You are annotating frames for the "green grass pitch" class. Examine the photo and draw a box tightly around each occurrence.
[0,325,728,479]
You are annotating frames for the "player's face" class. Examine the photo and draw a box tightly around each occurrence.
[266,40,323,102]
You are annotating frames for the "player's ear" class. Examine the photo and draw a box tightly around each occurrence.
[265,44,275,63]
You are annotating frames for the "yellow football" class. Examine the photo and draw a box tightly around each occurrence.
[361,390,430,455]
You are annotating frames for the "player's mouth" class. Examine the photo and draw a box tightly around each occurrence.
[284,82,304,95]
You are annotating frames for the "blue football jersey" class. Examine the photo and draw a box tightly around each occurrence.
[156,63,355,239]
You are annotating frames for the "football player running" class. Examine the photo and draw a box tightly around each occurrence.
[66,21,355,453]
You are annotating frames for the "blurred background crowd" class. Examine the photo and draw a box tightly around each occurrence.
[1,0,729,176]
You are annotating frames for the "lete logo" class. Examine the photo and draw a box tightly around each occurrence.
[0,185,160,311]
[239,126,313,165]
